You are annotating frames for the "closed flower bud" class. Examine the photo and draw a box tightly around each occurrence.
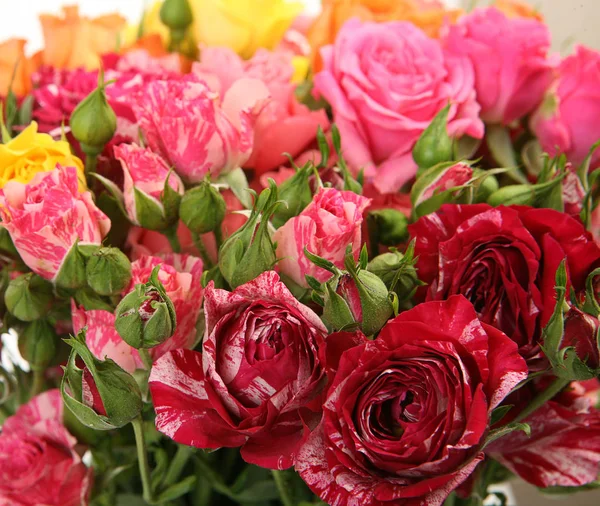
[563,307,600,369]
[62,329,142,430]
[219,182,278,289]
[487,184,535,207]
[346,269,393,336]
[412,104,454,170]
[5,273,53,321]
[115,266,177,349]
[160,0,194,44]
[19,320,57,371]
[474,169,499,202]
[54,243,88,290]
[367,209,409,246]
[322,278,357,331]
[180,181,226,234]
[86,247,132,296]
[271,164,313,229]
[367,249,421,306]
[70,70,117,157]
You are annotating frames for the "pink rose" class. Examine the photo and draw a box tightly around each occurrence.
[0,390,92,506]
[273,187,371,288]
[133,75,269,182]
[193,47,328,175]
[149,271,327,469]
[0,166,110,281]
[314,18,483,193]
[531,45,600,167]
[114,143,185,226]
[443,7,554,125]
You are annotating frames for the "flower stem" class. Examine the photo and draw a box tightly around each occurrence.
[85,154,98,177]
[515,377,570,422]
[132,416,155,504]
[213,227,224,253]
[271,470,294,506]
[162,227,181,253]
[191,232,214,269]
[139,349,154,370]
[29,369,45,399]
[163,445,195,488]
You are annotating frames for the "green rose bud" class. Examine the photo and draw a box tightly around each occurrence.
[367,209,409,247]
[474,169,499,203]
[271,163,313,229]
[5,273,53,321]
[219,181,279,289]
[115,266,177,349]
[322,279,357,332]
[70,70,117,157]
[412,104,454,171]
[487,184,535,207]
[160,0,194,44]
[180,181,226,234]
[19,320,57,371]
[62,329,142,430]
[54,243,88,290]
[86,247,132,296]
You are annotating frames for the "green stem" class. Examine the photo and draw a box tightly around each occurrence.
[85,154,98,177]
[191,232,214,269]
[162,227,181,253]
[271,470,294,506]
[162,445,195,488]
[139,349,154,371]
[515,377,570,422]
[132,416,155,504]
[29,369,45,399]
[213,227,224,253]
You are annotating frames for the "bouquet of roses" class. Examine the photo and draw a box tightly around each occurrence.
[1,0,600,505]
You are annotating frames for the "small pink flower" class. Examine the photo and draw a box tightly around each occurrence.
[133,75,270,182]
[0,166,110,281]
[114,143,184,225]
[273,187,371,288]
[0,390,92,506]
[443,7,554,125]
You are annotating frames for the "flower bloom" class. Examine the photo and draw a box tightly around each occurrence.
[149,271,328,469]
[295,296,527,506]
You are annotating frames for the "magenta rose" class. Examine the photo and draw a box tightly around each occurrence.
[0,390,92,506]
[114,143,185,226]
[314,18,483,193]
[0,165,110,281]
[149,271,327,469]
[133,75,269,182]
[443,7,554,125]
[273,187,371,288]
[193,47,328,175]
[409,204,600,363]
[295,296,527,506]
[531,45,600,167]
[487,379,600,487]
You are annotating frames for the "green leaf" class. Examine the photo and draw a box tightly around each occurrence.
[91,173,127,217]
[161,170,182,224]
[485,124,519,174]
[220,167,252,209]
[582,268,600,317]
[484,422,531,447]
[134,187,168,230]
[17,95,34,126]
[490,405,513,426]
[305,275,323,293]
[155,475,197,502]
[316,125,329,169]
[304,248,338,274]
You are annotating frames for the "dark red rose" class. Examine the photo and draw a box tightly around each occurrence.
[295,296,527,506]
[409,204,600,363]
[149,271,328,470]
[487,379,600,487]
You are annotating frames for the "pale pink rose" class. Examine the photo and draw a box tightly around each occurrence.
[315,18,483,194]
[0,390,92,506]
[443,7,554,125]
[133,75,270,182]
[0,165,110,281]
[114,143,185,225]
[273,187,371,288]
[531,45,600,167]
[193,47,329,175]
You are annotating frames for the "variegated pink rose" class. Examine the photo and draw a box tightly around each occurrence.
[114,143,185,226]
[273,187,371,288]
[193,47,328,175]
[133,75,269,182]
[72,253,204,372]
[0,165,110,281]
[149,271,327,470]
[0,390,92,506]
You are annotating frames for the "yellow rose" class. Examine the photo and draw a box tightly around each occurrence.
[0,122,85,189]
[190,0,303,59]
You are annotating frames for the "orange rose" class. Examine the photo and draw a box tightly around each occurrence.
[494,0,544,21]
[308,0,461,71]
[39,6,126,70]
[0,38,35,97]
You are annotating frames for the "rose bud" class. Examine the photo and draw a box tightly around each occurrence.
[70,69,117,158]
[271,162,313,229]
[115,265,177,349]
[180,180,226,235]
[5,273,53,321]
[487,184,535,206]
[19,320,57,371]
[473,168,499,202]
[367,208,409,247]
[160,0,194,46]
[219,182,278,289]
[86,247,132,296]
[562,164,586,217]
[367,247,421,306]
[62,329,142,430]
[412,104,454,171]
[563,307,600,369]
